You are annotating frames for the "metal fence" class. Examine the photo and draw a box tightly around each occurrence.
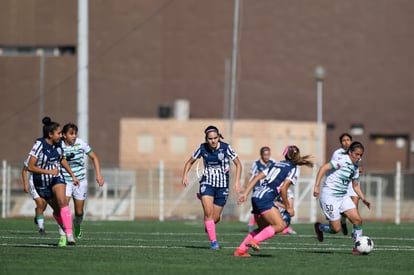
[1,160,413,223]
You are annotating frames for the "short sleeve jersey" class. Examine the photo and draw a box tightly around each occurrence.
[249,158,276,186]
[192,142,237,188]
[61,138,92,183]
[29,138,64,187]
[323,153,360,197]
[252,160,300,201]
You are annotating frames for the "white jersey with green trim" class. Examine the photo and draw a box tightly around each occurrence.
[61,138,91,183]
[322,153,359,197]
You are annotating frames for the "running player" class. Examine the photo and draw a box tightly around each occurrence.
[234,145,313,257]
[182,125,242,250]
[313,141,371,255]
[246,146,296,235]
[330,133,363,236]
[22,157,48,234]
[61,123,104,239]
[27,117,79,246]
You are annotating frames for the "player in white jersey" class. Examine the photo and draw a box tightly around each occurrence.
[27,117,79,247]
[330,133,363,236]
[22,157,48,234]
[234,145,313,256]
[182,125,242,250]
[313,141,371,255]
[61,123,104,239]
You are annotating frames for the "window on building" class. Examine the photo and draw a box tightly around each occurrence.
[138,134,154,153]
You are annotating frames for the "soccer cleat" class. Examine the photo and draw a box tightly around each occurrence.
[234,249,251,257]
[286,227,297,235]
[38,228,46,235]
[352,247,360,255]
[74,225,82,239]
[246,240,261,251]
[314,222,324,242]
[58,235,67,247]
[67,234,76,246]
[341,222,348,236]
[210,241,219,250]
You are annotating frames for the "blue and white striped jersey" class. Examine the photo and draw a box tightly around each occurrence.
[252,160,300,201]
[249,158,276,185]
[29,138,64,187]
[192,142,238,188]
[61,138,91,183]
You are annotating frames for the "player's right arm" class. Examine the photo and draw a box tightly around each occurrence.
[238,172,266,204]
[181,157,197,187]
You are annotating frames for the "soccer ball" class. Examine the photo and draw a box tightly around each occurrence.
[355,236,374,254]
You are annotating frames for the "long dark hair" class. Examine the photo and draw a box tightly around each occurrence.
[282,145,313,167]
[42,117,60,139]
[204,125,224,141]
[346,141,364,154]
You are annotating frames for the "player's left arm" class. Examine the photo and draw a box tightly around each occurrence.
[280,180,294,216]
[352,180,371,209]
[87,151,104,186]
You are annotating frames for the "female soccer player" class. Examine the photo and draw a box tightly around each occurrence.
[246,146,274,232]
[313,141,371,255]
[234,145,313,257]
[61,123,104,239]
[245,146,297,235]
[22,157,48,234]
[330,133,363,236]
[182,125,242,250]
[27,117,79,246]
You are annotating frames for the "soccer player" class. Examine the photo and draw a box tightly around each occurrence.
[22,157,48,234]
[61,123,104,239]
[331,133,363,236]
[313,141,371,255]
[234,145,313,257]
[246,146,296,235]
[182,125,242,250]
[27,117,79,246]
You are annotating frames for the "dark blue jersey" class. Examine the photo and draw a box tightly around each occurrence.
[252,160,300,202]
[192,142,238,188]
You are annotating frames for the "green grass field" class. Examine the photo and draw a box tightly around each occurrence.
[0,219,413,275]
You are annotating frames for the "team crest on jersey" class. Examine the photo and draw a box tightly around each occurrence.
[218,152,224,161]
[200,185,206,193]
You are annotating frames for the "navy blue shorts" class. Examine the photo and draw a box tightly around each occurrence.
[34,176,65,201]
[251,192,276,215]
[199,184,229,207]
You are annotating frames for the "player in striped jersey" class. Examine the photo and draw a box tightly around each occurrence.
[246,146,275,232]
[61,123,104,239]
[313,141,371,255]
[182,125,242,250]
[27,117,79,246]
[234,145,313,256]
[22,157,48,234]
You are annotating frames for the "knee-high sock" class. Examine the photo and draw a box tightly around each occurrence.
[319,223,335,233]
[60,206,73,235]
[36,215,45,230]
[253,225,276,243]
[352,224,363,242]
[248,215,256,227]
[238,231,257,251]
[74,212,84,226]
[53,213,65,236]
[204,219,216,242]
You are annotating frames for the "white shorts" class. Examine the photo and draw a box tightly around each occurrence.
[346,182,359,197]
[66,180,88,200]
[319,189,356,221]
[28,178,40,200]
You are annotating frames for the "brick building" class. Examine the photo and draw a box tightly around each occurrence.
[1,0,413,172]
